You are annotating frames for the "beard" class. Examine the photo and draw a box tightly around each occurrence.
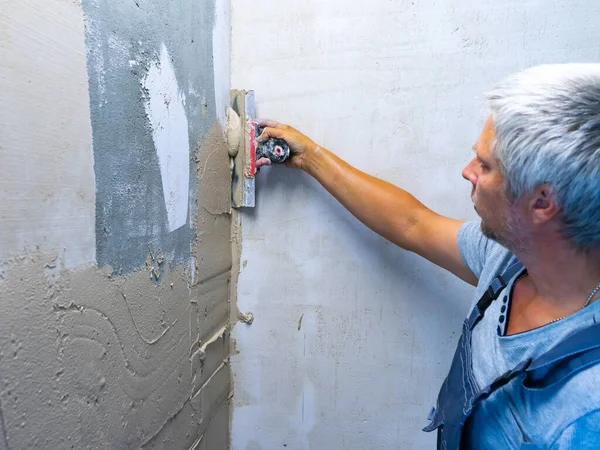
[480,219,503,242]
[479,206,528,252]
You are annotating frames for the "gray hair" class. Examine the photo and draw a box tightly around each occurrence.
[488,64,600,250]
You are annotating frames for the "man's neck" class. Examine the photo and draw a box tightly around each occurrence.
[511,235,600,314]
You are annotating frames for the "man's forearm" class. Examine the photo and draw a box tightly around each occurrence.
[302,146,429,250]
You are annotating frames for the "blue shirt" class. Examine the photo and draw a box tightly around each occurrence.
[457,221,600,449]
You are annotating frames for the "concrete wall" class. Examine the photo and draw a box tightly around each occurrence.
[0,0,232,448]
[230,1,600,448]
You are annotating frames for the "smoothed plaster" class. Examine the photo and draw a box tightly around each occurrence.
[231,0,600,448]
[0,0,95,269]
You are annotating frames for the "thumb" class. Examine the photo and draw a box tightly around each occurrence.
[257,127,284,143]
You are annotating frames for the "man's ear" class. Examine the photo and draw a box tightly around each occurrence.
[529,183,560,225]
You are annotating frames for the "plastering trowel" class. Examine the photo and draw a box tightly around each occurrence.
[226,90,290,208]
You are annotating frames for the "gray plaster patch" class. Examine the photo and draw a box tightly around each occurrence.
[0,251,230,449]
[82,0,217,273]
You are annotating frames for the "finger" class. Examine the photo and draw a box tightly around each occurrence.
[258,120,285,129]
[256,127,284,142]
[255,157,272,168]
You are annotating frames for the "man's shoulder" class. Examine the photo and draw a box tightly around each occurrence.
[458,221,515,293]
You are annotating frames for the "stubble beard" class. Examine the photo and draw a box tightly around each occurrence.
[480,207,528,253]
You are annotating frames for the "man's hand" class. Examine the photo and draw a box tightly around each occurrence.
[256,120,318,170]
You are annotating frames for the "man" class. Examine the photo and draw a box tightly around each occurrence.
[256,64,600,448]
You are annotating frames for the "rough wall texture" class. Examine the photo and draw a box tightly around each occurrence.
[0,0,232,448]
[230,1,600,449]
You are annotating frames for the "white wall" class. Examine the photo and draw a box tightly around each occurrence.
[0,0,96,270]
[231,1,600,448]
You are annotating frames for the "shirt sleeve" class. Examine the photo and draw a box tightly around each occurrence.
[549,409,600,450]
[457,221,492,280]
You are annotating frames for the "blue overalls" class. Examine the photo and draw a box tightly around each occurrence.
[423,261,600,449]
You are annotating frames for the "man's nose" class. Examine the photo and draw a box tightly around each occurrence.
[462,158,478,185]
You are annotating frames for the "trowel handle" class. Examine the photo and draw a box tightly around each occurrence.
[254,124,291,164]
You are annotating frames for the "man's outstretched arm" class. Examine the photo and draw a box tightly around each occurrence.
[258,121,477,286]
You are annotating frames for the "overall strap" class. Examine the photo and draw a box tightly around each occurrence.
[468,260,523,329]
[524,323,600,389]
